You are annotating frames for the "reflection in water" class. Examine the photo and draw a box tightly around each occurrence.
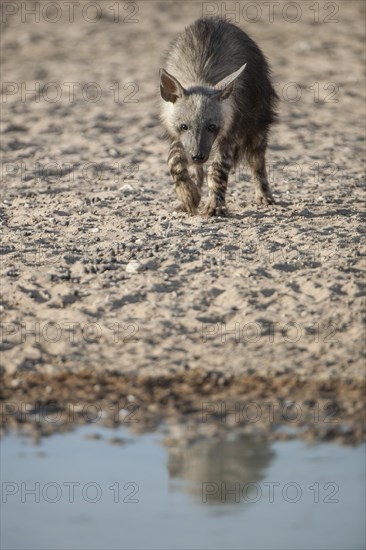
[2,426,365,550]
[167,435,274,504]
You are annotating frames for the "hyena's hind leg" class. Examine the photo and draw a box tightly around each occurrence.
[246,132,275,206]
[188,165,204,194]
[168,141,201,214]
[203,150,234,217]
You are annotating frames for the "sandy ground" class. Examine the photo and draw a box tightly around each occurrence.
[1,1,365,441]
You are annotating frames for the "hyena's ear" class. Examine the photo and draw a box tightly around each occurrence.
[159,69,185,103]
[214,63,247,101]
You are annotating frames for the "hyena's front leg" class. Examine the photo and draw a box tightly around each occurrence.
[204,153,233,217]
[247,134,275,206]
[168,141,201,214]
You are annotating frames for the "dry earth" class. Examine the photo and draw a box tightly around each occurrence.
[0,0,365,441]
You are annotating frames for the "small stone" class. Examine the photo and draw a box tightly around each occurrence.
[126,261,143,273]
[119,184,134,195]
[118,409,130,420]
[108,147,120,158]
[298,208,312,217]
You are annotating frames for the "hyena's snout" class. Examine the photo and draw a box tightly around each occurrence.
[191,151,207,164]
[189,135,212,164]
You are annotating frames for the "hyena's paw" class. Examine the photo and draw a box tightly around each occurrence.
[170,203,187,214]
[255,191,275,206]
[203,201,228,217]
[176,181,201,215]
[170,203,197,215]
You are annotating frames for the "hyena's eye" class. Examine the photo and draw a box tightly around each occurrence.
[207,124,217,132]
[179,124,188,131]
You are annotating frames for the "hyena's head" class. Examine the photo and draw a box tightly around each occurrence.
[159,64,246,164]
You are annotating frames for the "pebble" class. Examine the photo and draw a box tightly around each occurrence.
[126,261,144,273]
[107,147,120,158]
[118,409,130,420]
[298,208,312,217]
[119,184,134,195]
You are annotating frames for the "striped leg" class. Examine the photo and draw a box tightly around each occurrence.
[204,153,233,217]
[168,141,201,214]
[247,134,274,206]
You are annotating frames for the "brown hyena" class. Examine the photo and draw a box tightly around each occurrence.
[159,17,278,216]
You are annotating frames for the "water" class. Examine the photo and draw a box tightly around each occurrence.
[1,425,365,550]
